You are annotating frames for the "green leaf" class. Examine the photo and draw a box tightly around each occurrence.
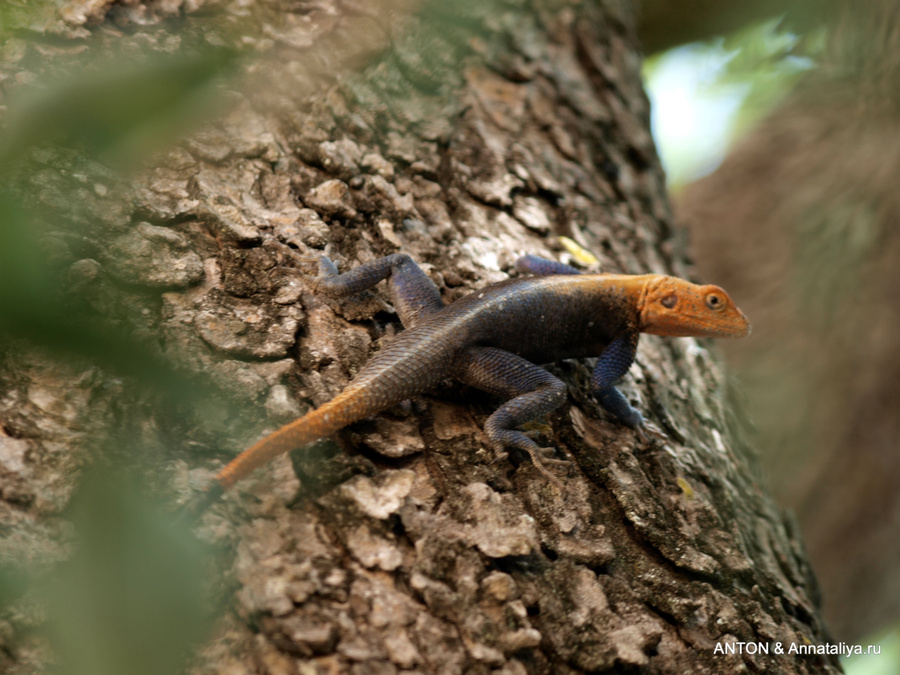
[40,464,216,675]
[0,47,237,170]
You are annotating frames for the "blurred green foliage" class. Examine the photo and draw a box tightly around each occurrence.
[0,20,238,675]
[40,463,215,675]
[0,50,236,172]
[0,188,200,405]
[844,626,900,675]
[643,16,821,187]
[717,17,824,135]
[0,43,236,395]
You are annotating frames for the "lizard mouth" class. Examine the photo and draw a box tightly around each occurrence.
[642,311,751,338]
[703,315,751,338]
[691,312,751,338]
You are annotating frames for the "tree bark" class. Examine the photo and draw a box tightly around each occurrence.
[0,1,839,673]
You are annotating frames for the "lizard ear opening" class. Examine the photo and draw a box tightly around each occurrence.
[660,293,677,309]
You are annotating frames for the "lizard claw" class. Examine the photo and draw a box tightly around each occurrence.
[639,421,668,445]
[522,445,566,488]
[536,445,570,467]
[536,445,557,459]
[634,424,648,444]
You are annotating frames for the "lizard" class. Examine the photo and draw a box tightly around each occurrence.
[198,252,750,507]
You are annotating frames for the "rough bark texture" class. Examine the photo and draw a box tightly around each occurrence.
[0,1,839,673]
[678,0,900,642]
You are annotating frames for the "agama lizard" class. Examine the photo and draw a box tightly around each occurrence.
[201,253,750,505]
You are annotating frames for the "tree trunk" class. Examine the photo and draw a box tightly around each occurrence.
[636,0,793,55]
[0,1,839,673]
[677,0,900,643]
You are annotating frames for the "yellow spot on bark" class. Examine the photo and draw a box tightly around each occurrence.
[558,236,599,266]
[677,476,694,499]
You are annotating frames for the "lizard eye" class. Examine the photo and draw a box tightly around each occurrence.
[660,294,677,309]
[705,293,724,310]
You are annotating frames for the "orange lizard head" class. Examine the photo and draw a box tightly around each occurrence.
[639,277,751,338]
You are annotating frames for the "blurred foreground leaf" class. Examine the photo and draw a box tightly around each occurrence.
[0,42,241,407]
[39,463,215,675]
[0,22,243,675]
[0,192,214,407]
[0,564,27,610]
[0,46,238,171]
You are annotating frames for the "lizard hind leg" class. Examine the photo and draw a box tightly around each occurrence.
[454,347,568,481]
[312,253,443,328]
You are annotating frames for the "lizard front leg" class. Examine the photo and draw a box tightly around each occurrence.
[592,332,644,428]
[514,254,583,276]
[453,346,568,473]
[312,253,443,328]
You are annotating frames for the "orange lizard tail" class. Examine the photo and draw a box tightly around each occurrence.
[214,386,373,491]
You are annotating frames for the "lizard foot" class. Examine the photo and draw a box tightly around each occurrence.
[634,424,648,444]
[523,445,565,489]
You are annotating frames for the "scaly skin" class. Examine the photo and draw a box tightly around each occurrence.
[206,254,750,503]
